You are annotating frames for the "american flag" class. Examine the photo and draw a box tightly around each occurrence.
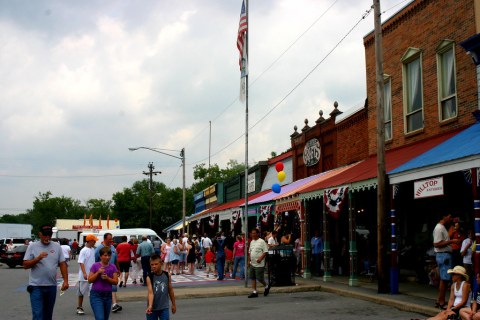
[237,0,247,74]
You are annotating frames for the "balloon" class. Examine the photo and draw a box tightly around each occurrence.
[275,162,284,172]
[277,171,286,182]
[272,183,281,193]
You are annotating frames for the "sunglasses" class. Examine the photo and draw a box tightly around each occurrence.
[102,253,112,256]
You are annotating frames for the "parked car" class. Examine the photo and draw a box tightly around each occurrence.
[0,245,28,268]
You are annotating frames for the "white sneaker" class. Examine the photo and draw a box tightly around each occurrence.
[76,307,85,315]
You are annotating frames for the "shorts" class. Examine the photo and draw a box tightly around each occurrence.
[180,253,187,263]
[112,285,118,293]
[118,261,131,272]
[249,265,265,282]
[171,259,179,265]
[77,281,91,297]
[436,252,453,281]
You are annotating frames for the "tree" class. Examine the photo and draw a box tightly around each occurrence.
[111,180,193,235]
[85,198,112,221]
[191,160,246,194]
[27,191,85,232]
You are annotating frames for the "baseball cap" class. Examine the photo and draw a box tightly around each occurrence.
[86,234,99,242]
[39,225,53,236]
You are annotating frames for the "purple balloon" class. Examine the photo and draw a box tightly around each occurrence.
[272,183,281,193]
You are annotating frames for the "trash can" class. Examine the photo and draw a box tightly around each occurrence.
[267,244,295,287]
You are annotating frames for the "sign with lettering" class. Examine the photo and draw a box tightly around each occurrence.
[414,177,444,199]
[247,172,256,193]
[303,138,321,167]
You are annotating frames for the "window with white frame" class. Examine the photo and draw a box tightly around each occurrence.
[402,48,424,133]
[437,41,457,121]
[384,76,392,141]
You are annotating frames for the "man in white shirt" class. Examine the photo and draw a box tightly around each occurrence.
[201,234,212,269]
[433,213,459,308]
[76,234,98,315]
[248,228,270,298]
[267,231,279,249]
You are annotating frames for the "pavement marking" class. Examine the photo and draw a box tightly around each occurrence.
[49,270,238,290]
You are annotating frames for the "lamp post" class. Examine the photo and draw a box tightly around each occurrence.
[129,147,186,234]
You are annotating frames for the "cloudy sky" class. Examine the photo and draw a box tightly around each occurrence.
[0,0,407,214]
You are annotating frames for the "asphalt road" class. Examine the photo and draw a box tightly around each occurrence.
[0,262,425,320]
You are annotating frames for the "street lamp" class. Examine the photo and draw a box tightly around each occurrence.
[129,147,186,234]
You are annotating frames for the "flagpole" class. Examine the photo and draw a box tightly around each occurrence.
[243,0,249,289]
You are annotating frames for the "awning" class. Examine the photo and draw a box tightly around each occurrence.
[273,163,360,212]
[188,190,271,222]
[163,220,190,233]
[247,173,322,208]
[389,122,480,184]
[300,130,459,200]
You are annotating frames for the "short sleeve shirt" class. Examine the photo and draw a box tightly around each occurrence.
[90,262,118,292]
[78,246,96,281]
[249,238,268,268]
[433,223,451,253]
[24,241,65,286]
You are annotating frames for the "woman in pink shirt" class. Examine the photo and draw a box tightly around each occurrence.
[232,235,245,279]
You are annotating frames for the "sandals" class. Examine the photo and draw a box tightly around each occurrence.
[435,302,446,309]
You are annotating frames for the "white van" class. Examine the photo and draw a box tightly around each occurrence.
[95,228,163,247]
[78,232,100,247]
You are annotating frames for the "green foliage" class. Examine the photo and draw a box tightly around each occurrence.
[111,179,193,235]
[191,159,246,194]
[27,191,86,232]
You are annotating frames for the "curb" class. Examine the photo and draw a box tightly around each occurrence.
[319,285,438,317]
[117,282,438,317]
[117,283,322,302]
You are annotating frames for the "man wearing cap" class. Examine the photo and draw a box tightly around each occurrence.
[76,234,98,315]
[23,225,69,320]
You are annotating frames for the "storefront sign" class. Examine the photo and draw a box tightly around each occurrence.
[303,138,321,167]
[414,177,444,199]
[247,172,255,193]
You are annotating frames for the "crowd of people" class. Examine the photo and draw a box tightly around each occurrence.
[425,213,479,320]
[21,224,315,319]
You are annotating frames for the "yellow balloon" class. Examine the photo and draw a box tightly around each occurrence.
[277,171,286,182]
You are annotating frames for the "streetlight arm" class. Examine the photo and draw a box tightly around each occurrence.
[129,147,183,160]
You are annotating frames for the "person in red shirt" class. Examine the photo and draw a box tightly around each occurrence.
[116,236,134,287]
[204,248,215,278]
[224,247,233,277]
[71,239,79,260]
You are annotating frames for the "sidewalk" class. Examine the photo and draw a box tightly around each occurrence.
[117,274,440,317]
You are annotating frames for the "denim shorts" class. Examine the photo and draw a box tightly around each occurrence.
[436,252,453,281]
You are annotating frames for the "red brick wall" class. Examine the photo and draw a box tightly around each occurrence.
[336,109,369,167]
[290,107,368,180]
[364,0,478,155]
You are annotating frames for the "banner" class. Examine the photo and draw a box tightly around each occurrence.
[208,215,216,228]
[231,208,242,228]
[259,205,271,225]
[324,186,349,219]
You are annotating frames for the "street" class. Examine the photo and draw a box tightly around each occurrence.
[0,262,425,319]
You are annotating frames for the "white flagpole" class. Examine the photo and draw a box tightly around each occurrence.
[243,0,249,288]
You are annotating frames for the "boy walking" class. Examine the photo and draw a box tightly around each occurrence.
[146,254,176,320]
[76,234,98,315]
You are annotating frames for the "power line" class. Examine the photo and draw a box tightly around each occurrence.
[185,0,339,151]
[0,173,139,178]
[189,6,373,166]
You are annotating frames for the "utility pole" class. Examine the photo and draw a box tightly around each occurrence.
[143,162,161,229]
[180,148,186,234]
[373,0,388,293]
